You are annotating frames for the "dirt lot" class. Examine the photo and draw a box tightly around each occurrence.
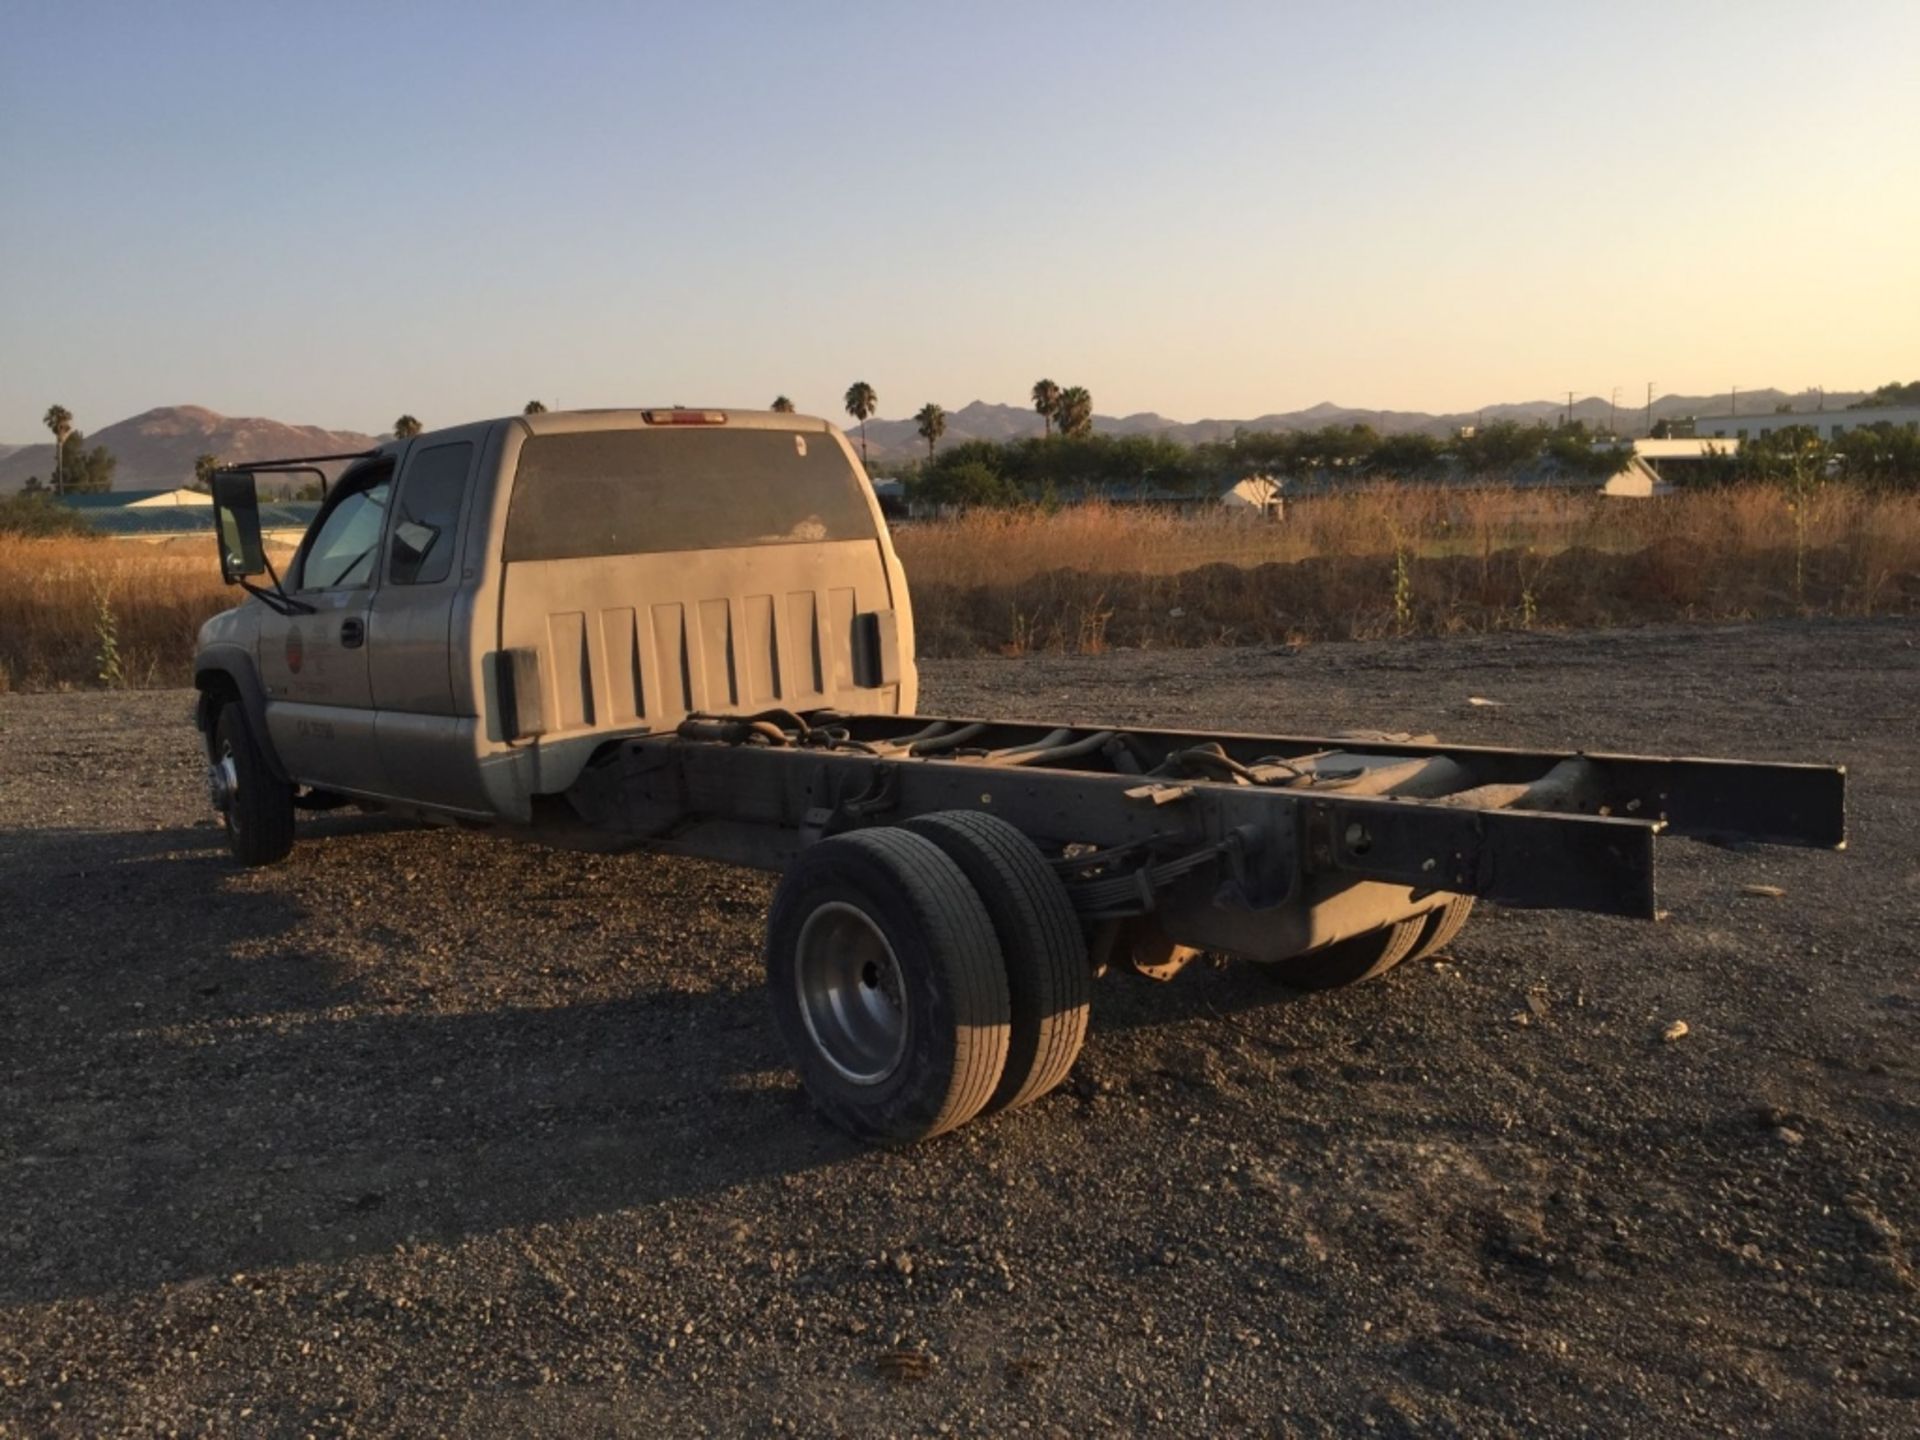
[2,618,1915,1437]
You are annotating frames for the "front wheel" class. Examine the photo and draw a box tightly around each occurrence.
[211,703,295,866]
[765,829,1011,1143]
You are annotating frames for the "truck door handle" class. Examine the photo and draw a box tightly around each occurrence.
[340,617,366,649]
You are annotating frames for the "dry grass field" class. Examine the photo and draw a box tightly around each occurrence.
[1,485,1916,689]
[898,485,1920,655]
[0,536,234,692]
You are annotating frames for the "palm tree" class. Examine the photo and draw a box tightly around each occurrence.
[192,453,221,491]
[770,396,796,413]
[915,403,946,459]
[1054,386,1094,439]
[843,382,878,466]
[394,415,423,439]
[42,404,72,493]
[1030,379,1061,439]
[523,400,547,415]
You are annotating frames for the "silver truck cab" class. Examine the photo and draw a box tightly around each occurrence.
[196,408,915,859]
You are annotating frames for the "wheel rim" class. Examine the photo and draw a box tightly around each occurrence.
[209,740,241,832]
[794,901,909,1085]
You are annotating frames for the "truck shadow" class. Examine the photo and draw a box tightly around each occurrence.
[0,823,358,1025]
[0,824,857,1307]
[1,992,852,1306]
[1,821,1352,1309]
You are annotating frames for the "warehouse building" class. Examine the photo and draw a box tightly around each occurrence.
[1692,404,1920,442]
[55,489,317,545]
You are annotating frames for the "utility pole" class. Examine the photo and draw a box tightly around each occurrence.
[1646,381,1654,436]
[1566,390,1574,427]
[1610,386,1620,435]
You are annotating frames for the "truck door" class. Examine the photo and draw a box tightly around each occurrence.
[368,436,482,809]
[255,465,394,794]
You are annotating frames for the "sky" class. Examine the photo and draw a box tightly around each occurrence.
[2,0,1917,440]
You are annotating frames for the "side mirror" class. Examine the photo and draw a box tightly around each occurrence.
[211,471,267,583]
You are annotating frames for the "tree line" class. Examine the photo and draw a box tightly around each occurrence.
[1678,422,1920,491]
[883,416,1641,509]
[862,391,1920,507]
[1848,379,1920,410]
[820,380,1686,508]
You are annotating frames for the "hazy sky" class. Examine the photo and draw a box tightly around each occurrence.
[3,1,1916,439]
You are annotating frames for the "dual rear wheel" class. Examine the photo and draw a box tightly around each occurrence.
[766,817,1476,1140]
[764,813,1090,1144]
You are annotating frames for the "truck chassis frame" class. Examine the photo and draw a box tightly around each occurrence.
[565,708,1844,964]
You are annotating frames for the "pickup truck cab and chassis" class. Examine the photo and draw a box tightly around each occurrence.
[194,408,1846,1143]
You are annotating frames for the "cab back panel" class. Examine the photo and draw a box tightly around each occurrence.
[500,540,900,743]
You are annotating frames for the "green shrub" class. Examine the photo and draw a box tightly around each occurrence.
[0,493,97,537]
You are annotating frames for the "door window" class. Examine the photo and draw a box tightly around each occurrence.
[301,481,393,590]
[389,442,474,585]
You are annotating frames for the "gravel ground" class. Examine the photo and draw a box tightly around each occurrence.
[1,617,1915,1438]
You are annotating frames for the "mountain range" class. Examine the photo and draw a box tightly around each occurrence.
[0,389,1872,491]
[0,406,377,493]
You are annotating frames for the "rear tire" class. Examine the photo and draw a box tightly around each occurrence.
[765,829,1010,1143]
[1270,916,1424,991]
[1406,896,1475,963]
[213,703,295,866]
[904,811,1090,1114]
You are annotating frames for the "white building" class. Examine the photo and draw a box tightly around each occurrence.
[1603,438,1739,498]
[55,487,316,545]
[1220,473,1283,518]
[1692,404,1920,442]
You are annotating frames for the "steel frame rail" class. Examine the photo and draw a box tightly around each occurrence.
[564,710,1844,928]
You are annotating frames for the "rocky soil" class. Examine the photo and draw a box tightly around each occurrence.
[1,617,1915,1436]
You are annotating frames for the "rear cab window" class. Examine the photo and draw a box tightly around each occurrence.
[503,427,876,562]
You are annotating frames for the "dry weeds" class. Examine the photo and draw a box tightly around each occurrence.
[896,486,1920,654]
[0,537,236,691]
